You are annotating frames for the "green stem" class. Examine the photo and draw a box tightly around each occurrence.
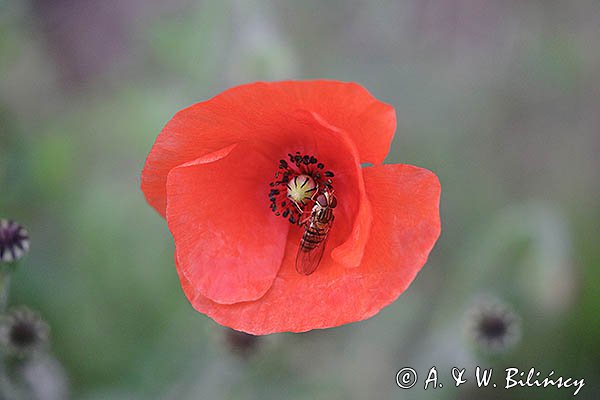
[0,270,10,312]
[0,270,8,399]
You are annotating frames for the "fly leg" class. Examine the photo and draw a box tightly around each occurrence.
[299,214,312,226]
[291,199,304,214]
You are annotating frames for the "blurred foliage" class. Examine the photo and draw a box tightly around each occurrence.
[0,0,598,399]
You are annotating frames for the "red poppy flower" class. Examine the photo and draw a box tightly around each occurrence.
[141,80,441,334]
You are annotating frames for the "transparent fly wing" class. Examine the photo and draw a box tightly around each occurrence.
[295,234,328,275]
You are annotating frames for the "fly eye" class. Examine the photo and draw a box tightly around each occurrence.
[316,194,328,207]
[330,196,337,208]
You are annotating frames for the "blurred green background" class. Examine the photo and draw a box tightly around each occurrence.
[1,1,598,399]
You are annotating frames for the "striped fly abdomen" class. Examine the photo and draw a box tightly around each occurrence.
[295,189,337,275]
[300,224,329,251]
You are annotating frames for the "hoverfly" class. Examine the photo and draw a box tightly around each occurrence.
[295,187,337,275]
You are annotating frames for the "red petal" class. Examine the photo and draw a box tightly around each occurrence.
[167,110,373,304]
[271,81,396,164]
[141,80,395,217]
[166,144,290,304]
[177,164,441,334]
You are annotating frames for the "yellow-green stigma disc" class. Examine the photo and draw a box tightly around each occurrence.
[286,174,317,206]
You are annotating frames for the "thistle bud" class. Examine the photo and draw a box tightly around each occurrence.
[0,307,49,357]
[223,328,260,357]
[466,297,521,353]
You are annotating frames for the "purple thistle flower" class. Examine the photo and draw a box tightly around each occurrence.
[0,219,30,263]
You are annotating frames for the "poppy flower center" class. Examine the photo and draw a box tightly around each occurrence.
[268,151,335,225]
